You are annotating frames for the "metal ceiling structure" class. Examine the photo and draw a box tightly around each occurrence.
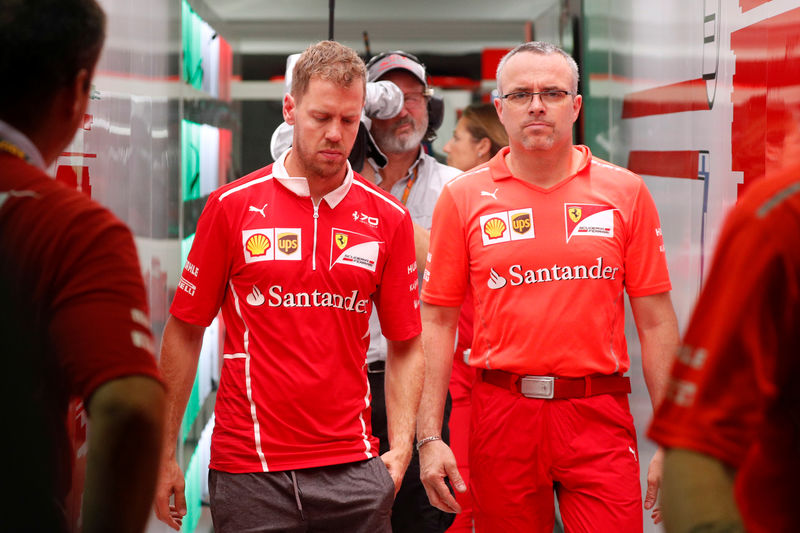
[196,0,563,54]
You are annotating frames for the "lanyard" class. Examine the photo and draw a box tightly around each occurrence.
[400,165,419,206]
[0,139,26,161]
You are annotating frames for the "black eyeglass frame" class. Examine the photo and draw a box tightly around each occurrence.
[499,90,575,105]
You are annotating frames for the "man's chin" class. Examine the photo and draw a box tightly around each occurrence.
[384,135,423,154]
[310,159,348,179]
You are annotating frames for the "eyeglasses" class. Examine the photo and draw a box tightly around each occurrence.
[403,91,431,108]
[500,90,573,106]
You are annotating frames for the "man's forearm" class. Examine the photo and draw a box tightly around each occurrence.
[82,376,165,533]
[662,448,744,533]
[412,223,430,274]
[417,303,459,439]
[385,335,425,451]
[630,292,680,408]
[159,315,206,458]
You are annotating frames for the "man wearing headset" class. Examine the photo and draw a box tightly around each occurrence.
[361,51,460,533]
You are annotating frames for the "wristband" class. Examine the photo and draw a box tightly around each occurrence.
[415,435,442,451]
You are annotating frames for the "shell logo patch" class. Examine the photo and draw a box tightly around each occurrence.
[330,227,381,272]
[243,229,274,262]
[246,233,271,256]
[480,208,535,246]
[564,204,615,242]
[484,217,506,239]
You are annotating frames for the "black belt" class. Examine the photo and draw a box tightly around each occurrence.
[367,360,385,374]
[481,369,630,399]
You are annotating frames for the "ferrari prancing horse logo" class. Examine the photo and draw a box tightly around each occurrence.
[335,233,348,249]
[568,207,582,222]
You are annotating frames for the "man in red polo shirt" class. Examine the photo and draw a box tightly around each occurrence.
[417,42,679,532]
[155,41,424,532]
[649,161,800,533]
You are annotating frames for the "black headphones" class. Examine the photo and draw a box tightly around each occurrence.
[365,51,444,140]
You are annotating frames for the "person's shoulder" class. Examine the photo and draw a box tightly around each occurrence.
[444,161,495,195]
[731,164,800,224]
[350,171,409,218]
[211,163,277,204]
[587,152,644,184]
[423,153,461,181]
[1,161,124,229]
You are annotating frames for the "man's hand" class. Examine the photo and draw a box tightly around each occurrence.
[419,440,466,513]
[381,446,413,495]
[644,446,665,524]
[154,457,187,530]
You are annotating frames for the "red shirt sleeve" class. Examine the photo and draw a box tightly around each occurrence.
[421,185,470,307]
[373,211,422,341]
[170,194,233,327]
[624,180,672,297]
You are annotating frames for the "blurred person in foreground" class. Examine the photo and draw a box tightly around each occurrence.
[417,41,679,532]
[440,101,508,533]
[649,118,800,533]
[155,41,424,532]
[0,1,165,532]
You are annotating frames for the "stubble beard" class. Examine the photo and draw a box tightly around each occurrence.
[293,138,347,181]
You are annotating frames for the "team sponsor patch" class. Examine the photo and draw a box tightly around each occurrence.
[509,208,535,240]
[183,260,199,277]
[486,257,620,290]
[487,268,508,289]
[480,208,535,246]
[564,204,615,242]
[330,228,380,272]
[275,229,302,260]
[242,228,274,262]
[242,228,303,262]
[178,276,197,296]
[480,212,510,245]
[246,285,265,306]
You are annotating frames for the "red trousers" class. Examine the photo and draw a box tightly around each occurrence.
[469,379,643,533]
[446,356,476,532]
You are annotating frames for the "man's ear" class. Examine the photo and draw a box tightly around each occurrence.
[283,93,296,125]
[571,94,583,123]
[70,69,92,122]
[493,96,505,127]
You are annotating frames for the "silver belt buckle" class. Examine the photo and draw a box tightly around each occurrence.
[520,376,555,399]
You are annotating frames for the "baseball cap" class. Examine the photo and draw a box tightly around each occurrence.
[367,52,427,86]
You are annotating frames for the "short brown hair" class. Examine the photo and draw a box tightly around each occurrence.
[461,103,508,157]
[291,41,366,104]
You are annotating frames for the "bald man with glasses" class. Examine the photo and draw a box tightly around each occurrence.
[417,41,679,533]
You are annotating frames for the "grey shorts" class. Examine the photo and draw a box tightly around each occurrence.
[209,457,395,532]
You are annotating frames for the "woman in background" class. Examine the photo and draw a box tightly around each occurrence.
[443,102,508,174]
[441,102,508,533]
